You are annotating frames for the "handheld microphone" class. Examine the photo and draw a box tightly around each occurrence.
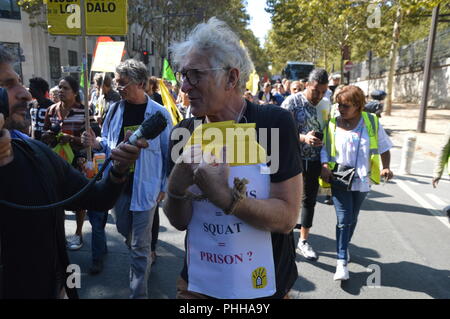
[127,111,168,145]
[0,88,8,119]
[0,88,8,137]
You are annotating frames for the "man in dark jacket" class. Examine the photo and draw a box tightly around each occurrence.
[0,46,148,299]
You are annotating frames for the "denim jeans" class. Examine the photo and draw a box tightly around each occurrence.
[110,192,157,299]
[87,210,108,262]
[332,188,368,261]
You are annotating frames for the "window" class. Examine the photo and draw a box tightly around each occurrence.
[68,50,78,66]
[0,0,20,20]
[49,47,61,81]
[68,50,79,81]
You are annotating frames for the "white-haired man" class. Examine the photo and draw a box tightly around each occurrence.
[164,18,303,299]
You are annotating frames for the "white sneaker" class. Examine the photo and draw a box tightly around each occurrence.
[334,260,349,281]
[297,240,318,260]
[66,235,83,251]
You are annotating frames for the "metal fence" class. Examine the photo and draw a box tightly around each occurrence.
[350,27,450,81]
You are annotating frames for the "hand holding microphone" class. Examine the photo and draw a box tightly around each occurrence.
[110,111,168,176]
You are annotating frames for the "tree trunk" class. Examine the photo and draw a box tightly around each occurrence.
[340,46,344,82]
[385,5,402,116]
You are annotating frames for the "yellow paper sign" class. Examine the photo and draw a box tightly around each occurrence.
[47,0,128,36]
[185,121,267,166]
[90,42,125,72]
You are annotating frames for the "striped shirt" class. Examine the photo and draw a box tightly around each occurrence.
[44,102,94,137]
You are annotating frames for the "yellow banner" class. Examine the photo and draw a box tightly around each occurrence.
[47,0,128,36]
[159,79,182,126]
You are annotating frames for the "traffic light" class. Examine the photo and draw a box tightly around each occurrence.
[142,50,149,64]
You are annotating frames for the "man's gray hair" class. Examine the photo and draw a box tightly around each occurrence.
[308,68,329,85]
[170,17,254,93]
[0,45,13,65]
[116,59,149,89]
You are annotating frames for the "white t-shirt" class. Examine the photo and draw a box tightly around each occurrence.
[320,117,393,192]
[316,97,331,129]
[324,89,333,102]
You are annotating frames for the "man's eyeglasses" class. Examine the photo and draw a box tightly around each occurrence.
[116,81,133,91]
[180,68,227,86]
[338,103,352,109]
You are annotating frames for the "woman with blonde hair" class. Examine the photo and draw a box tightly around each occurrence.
[320,85,394,281]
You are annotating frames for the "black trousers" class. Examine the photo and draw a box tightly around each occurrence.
[300,159,322,229]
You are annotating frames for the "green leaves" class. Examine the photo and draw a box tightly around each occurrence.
[265,0,448,75]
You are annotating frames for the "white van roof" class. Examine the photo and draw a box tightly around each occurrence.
[287,61,314,65]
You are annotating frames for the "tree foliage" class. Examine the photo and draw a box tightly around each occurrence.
[265,0,450,75]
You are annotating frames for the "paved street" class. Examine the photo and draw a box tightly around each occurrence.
[65,132,450,299]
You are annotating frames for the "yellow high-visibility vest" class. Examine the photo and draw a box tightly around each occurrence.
[319,112,381,188]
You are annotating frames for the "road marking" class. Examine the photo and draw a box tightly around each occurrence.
[395,179,450,230]
[407,180,421,186]
[425,193,448,207]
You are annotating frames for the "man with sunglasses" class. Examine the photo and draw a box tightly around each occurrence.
[81,59,172,298]
[164,18,302,299]
[281,68,331,262]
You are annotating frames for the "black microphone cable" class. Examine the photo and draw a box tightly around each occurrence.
[0,111,168,210]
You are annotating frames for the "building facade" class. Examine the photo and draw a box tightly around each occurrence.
[0,1,169,89]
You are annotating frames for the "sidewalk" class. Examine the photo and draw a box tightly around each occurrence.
[380,103,450,159]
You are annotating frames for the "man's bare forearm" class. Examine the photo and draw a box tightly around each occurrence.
[381,151,391,169]
[163,196,193,231]
[226,174,303,234]
[231,197,300,234]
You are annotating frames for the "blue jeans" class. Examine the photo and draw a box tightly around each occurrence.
[87,210,108,262]
[332,188,368,261]
[111,192,157,299]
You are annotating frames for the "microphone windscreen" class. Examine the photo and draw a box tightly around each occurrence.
[140,111,168,140]
[0,88,9,118]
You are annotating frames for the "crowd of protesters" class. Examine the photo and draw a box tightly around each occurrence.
[0,17,402,299]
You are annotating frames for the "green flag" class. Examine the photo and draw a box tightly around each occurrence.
[80,63,89,90]
[162,58,177,85]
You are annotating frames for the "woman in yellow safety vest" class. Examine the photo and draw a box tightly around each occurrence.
[320,85,394,281]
